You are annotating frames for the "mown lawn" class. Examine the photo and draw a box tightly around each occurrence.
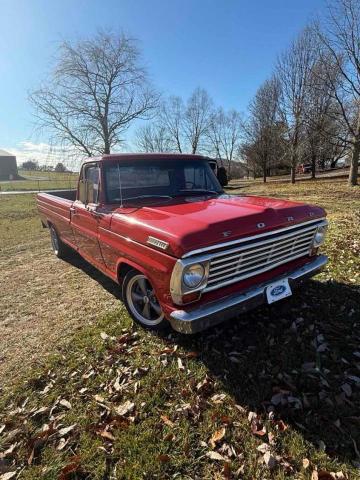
[0,170,78,192]
[0,179,359,479]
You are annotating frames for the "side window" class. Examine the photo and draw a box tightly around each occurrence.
[184,166,207,189]
[82,165,100,204]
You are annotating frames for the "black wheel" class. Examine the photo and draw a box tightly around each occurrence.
[49,225,70,259]
[122,270,168,331]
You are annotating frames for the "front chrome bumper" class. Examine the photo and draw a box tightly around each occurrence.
[169,255,328,334]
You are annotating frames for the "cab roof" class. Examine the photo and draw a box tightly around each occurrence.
[82,153,211,164]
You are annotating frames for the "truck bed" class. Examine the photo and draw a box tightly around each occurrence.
[41,189,77,201]
[37,190,76,232]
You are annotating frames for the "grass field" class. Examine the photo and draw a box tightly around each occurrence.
[0,179,359,479]
[0,170,78,192]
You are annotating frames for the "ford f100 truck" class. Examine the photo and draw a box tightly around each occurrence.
[37,153,328,334]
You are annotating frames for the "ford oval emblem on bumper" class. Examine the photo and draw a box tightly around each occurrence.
[270,285,287,296]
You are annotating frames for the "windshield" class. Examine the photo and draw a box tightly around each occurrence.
[103,159,223,204]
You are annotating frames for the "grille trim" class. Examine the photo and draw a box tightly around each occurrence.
[202,219,327,293]
[182,217,326,259]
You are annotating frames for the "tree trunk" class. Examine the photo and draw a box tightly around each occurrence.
[291,163,296,184]
[104,139,110,154]
[349,137,359,186]
[263,168,267,183]
[311,153,316,179]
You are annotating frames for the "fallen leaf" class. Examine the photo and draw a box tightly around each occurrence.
[223,462,231,479]
[59,399,72,410]
[209,427,226,449]
[211,393,226,404]
[59,455,81,480]
[335,472,345,479]
[58,424,77,436]
[0,473,17,480]
[177,358,185,371]
[0,443,17,458]
[257,443,270,453]
[94,394,105,403]
[185,351,199,358]
[98,430,115,442]
[248,411,257,422]
[31,406,48,417]
[206,451,226,461]
[113,376,121,392]
[253,427,267,436]
[318,471,335,480]
[161,415,175,427]
[57,438,68,450]
[302,458,310,469]
[263,451,277,469]
[157,454,170,462]
[100,332,109,340]
[115,400,135,416]
[276,420,288,431]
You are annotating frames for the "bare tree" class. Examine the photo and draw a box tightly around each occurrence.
[208,108,243,177]
[184,88,213,154]
[160,96,185,153]
[314,0,360,185]
[277,27,320,183]
[135,123,172,152]
[302,58,344,178]
[244,76,285,182]
[30,31,159,157]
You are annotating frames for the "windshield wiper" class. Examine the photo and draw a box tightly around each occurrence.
[176,189,221,196]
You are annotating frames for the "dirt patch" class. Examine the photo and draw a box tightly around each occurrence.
[0,236,119,389]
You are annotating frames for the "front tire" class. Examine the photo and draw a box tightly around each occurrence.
[122,270,168,331]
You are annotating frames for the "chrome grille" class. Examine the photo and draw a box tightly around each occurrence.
[204,220,323,292]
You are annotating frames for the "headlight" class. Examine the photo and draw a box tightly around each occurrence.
[182,263,205,288]
[312,225,328,247]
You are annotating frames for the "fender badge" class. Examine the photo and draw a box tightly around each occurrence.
[257,222,266,229]
[147,236,169,250]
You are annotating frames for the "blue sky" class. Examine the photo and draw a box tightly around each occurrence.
[0,0,325,164]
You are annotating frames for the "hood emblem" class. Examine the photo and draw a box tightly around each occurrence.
[147,236,169,250]
[221,230,232,237]
[287,216,294,222]
[257,222,266,229]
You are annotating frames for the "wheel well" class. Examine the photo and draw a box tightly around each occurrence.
[117,263,136,286]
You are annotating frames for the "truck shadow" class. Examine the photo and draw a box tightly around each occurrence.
[173,279,360,465]
[62,252,359,463]
[63,252,123,300]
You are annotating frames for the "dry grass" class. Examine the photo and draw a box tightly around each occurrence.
[0,179,359,479]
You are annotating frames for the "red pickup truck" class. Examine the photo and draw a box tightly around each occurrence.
[37,153,328,334]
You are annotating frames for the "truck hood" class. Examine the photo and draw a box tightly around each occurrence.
[110,194,325,258]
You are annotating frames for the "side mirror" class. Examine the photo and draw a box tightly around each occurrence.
[217,167,228,187]
[78,179,88,204]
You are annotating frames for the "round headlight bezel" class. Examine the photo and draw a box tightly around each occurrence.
[313,225,327,247]
[182,263,205,289]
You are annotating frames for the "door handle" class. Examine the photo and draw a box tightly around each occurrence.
[70,206,76,214]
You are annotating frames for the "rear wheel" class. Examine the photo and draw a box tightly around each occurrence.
[122,270,168,331]
[49,225,70,259]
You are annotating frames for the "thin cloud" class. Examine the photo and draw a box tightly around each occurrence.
[5,142,84,171]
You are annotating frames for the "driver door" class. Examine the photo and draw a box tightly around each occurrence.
[71,163,105,267]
